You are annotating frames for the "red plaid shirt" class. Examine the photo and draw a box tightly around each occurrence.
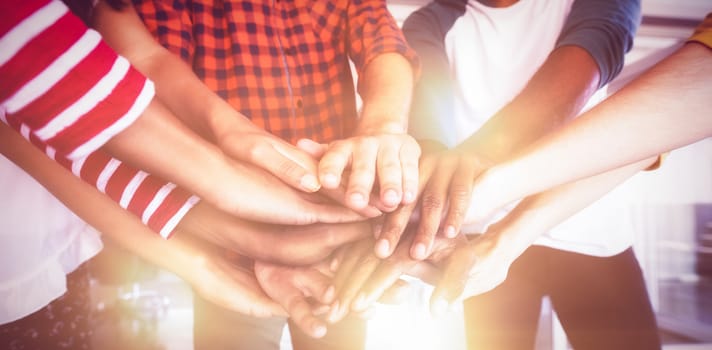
[133,0,418,144]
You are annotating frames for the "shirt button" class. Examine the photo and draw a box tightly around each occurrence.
[296,99,303,108]
[285,47,296,56]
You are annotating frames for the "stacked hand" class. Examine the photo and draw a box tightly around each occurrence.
[373,140,493,260]
[184,121,522,339]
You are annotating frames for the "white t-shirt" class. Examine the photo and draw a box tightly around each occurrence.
[446,0,633,256]
[0,156,102,324]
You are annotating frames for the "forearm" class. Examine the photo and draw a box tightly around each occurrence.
[486,156,656,260]
[91,1,256,140]
[495,42,712,200]
[357,53,415,134]
[0,122,200,278]
[460,45,601,161]
[178,202,372,266]
[103,99,236,203]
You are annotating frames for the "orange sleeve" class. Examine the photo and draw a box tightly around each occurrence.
[687,13,712,49]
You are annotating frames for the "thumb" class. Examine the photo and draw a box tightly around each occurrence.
[297,138,329,159]
[429,248,478,316]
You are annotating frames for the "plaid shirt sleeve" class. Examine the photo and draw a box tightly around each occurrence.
[132,0,195,63]
[346,0,420,86]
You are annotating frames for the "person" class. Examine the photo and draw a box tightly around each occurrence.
[462,12,712,223]
[1,0,372,345]
[330,0,664,349]
[0,120,318,348]
[1,0,364,243]
[1,106,375,347]
[82,0,420,348]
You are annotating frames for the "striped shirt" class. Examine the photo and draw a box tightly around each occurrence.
[1,0,197,237]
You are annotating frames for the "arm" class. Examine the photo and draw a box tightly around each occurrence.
[310,0,421,212]
[91,1,322,193]
[178,204,371,266]
[0,122,282,318]
[469,40,712,220]
[2,0,360,230]
[430,155,657,311]
[388,0,640,260]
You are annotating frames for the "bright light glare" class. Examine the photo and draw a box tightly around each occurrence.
[364,278,466,350]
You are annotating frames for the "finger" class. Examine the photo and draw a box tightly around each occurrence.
[411,165,453,260]
[331,242,368,292]
[306,202,366,224]
[329,245,349,273]
[430,247,479,316]
[400,140,421,205]
[357,236,418,309]
[271,141,322,192]
[352,258,411,312]
[329,242,378,323]
[442,163,476,238]
[319,185,382,218]
[231,139,321,193]
[374,203,416,258]
[335,252,381,320]
[297,138,328,159]
[378,278,411,305]
[294,268,336,304]
[318,141,353,189]
[346,139,379,209]
[376,140,403,209]
[226,288,286,318]
[284,293,328,338]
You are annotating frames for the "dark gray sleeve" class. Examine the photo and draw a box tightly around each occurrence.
[556,0,641,87]
[402,0,466,147]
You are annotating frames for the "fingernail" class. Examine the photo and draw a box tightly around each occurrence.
[445,225,457,238]
[349,192,367,208]
[412,243,427,260]
[313,323,327,338]
[362,206,383,218]
[300,174,321,192]
[431,298,449,317]
[375,239,390,258]
[330,258,339,272]
[323,173,339,188]
[323,286,335,303]
[404,191,415,203]
[352,293,368,311]
[327,301,340,324]
[383,189,399,206]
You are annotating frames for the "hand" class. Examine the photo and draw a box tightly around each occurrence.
[177,204,372,265]
[464,165,519,225]
[327,229,464,323]
[254,260,336,339]
[168,234,285,318]
[374,140,492,260]
[300,132,420,212]
[429,230,516,315]
[215,124,322,193]
[209,160,366,225]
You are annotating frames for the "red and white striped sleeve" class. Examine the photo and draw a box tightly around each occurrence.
[1,0,153,160]
[0,0,199,237]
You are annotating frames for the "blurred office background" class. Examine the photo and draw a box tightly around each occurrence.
[87,0,712,349]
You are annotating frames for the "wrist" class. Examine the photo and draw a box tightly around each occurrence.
[355,120,407,136]
[478,163,520,209]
